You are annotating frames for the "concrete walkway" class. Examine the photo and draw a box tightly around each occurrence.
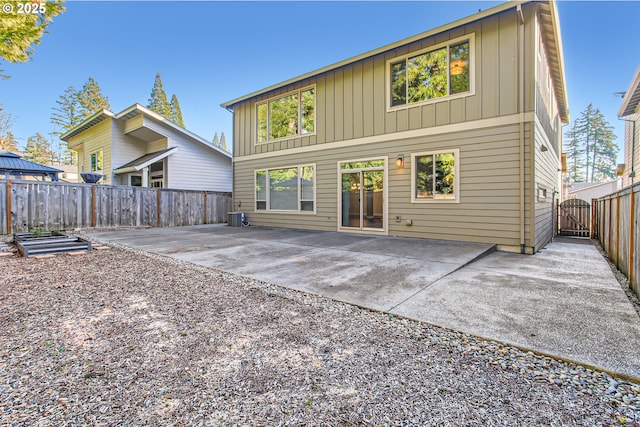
[86,225,640,381]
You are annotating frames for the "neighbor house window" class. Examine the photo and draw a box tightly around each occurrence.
[256,87,315,143]
[411,149,459,203]
[90,149,103,172]
[255,165,315,212]
[390,36,472,108]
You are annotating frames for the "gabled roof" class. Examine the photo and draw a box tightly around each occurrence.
[221,0,568,123]
[618,65,640,118]
[60,104,232,159]
[0,151,63,174]
[113,147,177,174]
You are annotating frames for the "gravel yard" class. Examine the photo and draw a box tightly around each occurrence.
[1,243,639,426]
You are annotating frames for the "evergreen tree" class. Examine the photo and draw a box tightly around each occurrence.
[51,86,81,132]
[0,0,65,78]
[0,131,19,154]
[76,77,110,119]
[170,94,185,127]
[24,133,53,165]
[563,121,585,184]
[212,132,219,147]
[220,132,227,151]
[50,78,109,164]
[147,73,171,118]
[564,104,618,182]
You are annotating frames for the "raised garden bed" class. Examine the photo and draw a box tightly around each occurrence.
[13,231,92,257]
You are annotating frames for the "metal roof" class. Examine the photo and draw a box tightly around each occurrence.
[618,66,640,118]
[0,151,63,175]
[220,0,568,123]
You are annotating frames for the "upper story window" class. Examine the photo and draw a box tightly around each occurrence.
[257,87,315,143]
[389,35,473,109]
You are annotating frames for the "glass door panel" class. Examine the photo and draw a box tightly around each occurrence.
[363,170,384,229]
[341,172,361,228]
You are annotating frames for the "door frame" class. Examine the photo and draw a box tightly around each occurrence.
[336,156,388,235]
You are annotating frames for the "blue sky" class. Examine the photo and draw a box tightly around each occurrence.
[2,1,639,163]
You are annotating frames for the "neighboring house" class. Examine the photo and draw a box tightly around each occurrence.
[0,151,62,181]
[61,104,232,192]
[566,181,620,203]
[618,65,640,189]
[52,164,79,183]
[221,0,568,254]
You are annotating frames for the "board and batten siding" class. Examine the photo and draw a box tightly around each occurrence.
[232,7,533,160]
[235,122,532,248]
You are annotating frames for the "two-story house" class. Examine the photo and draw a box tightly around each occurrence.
[62,104,232,192]
[221,0,568,254]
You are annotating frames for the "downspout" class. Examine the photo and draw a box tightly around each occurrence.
[518,4,526,254]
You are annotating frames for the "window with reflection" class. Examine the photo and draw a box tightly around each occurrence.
[255,165,315,212]
[256,87,315,143]
[390,38,471,108]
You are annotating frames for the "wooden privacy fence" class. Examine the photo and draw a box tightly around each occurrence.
[0,179,231,235]
[592,183,638,297]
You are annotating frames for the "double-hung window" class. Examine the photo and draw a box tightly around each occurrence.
[257,87,315,143]
[389,35,472,108]
[411,149,459,203]
[255,165,315,212]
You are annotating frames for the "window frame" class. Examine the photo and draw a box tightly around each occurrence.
[255,85,316,144]
[254,163,316,214]
[410,149,460,204]
[386,34,475,111]
[89,149,103,173]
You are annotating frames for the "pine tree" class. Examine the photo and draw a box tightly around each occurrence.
[212,132,219,147]
[563,122,585,184]
[147,73,171,118]
[170,94,185,127]
[564,104,618,182]
[77,77,110,119]
[24,133,53,165]
[50,78,109,165]
[0,1,65,79]
[220,132,227,151]
[0,131,19,154]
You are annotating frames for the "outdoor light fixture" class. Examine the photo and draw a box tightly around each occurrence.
[540,144,549,152]
[396,155,404,168]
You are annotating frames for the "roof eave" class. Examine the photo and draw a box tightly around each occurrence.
[60,109,115,142]
[220,0,527,110]
[618,65,640,118]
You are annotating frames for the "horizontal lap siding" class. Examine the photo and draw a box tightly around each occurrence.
[234,123,526,246]
[533,115,561,251]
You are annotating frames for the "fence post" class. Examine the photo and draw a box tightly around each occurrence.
[91,185,97,227]
[6,180,12,235]
[616,194,621,268]
[631,188,636,287]
[156,188,161,227]
[203,191,208,225]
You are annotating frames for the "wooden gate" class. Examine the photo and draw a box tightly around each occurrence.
[557,198,590,237]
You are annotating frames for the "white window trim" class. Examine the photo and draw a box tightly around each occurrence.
[410,149,460,203]
[89,149,103,173]
[255,85,317,144]
[386,33,475,112]
[254,163,317,214]
[336,156,388,235]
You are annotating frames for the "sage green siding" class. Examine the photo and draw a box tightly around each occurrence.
[233,9,533,159]
[229,2,564,253]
